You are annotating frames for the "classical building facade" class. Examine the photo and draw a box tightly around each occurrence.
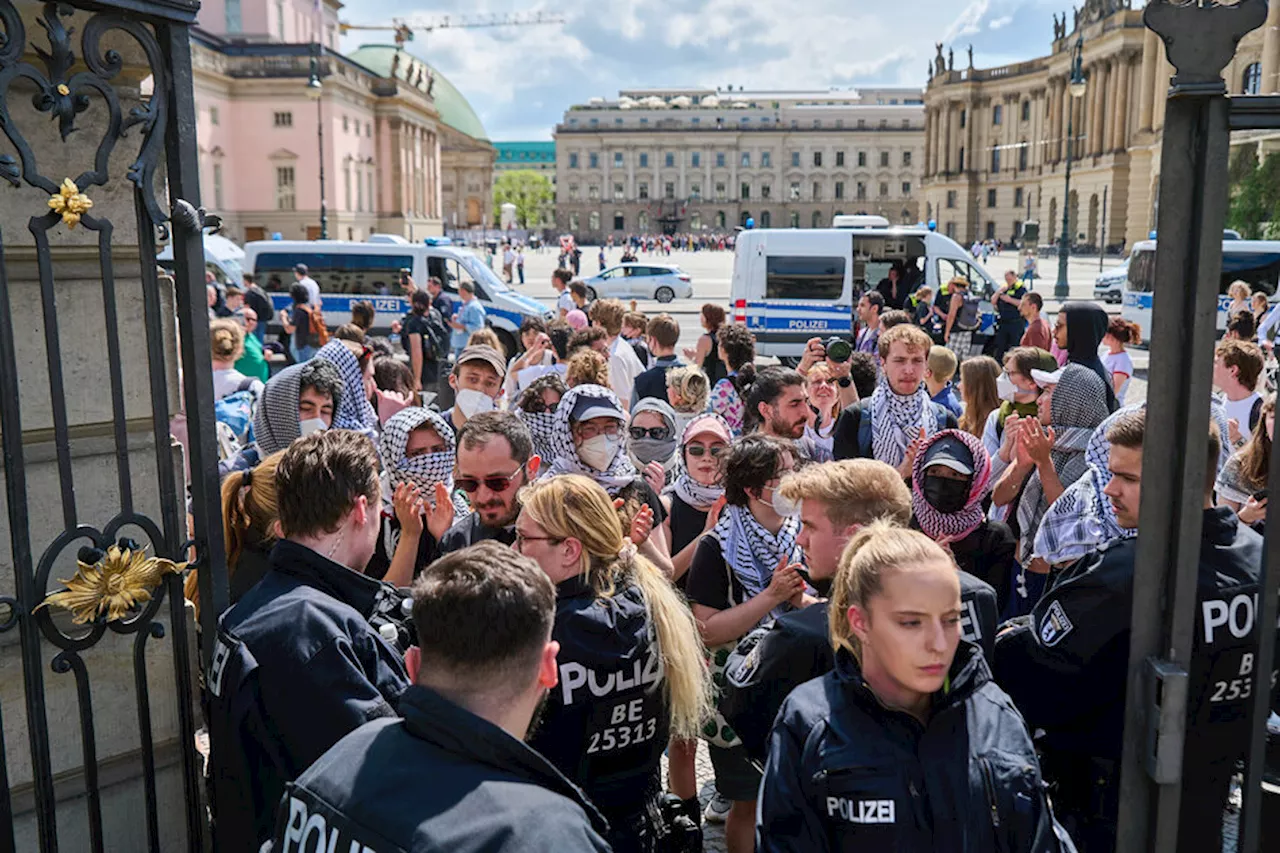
[922,0,1280,251]
[189,0,495,244]
[554,86,925,240]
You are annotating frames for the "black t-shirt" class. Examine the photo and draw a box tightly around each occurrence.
[401,312,440,379]
[365,514,439,585]
[291,304,311,350]
[949,520,1018,617]
[684,534,746,612]
[997,281,1028,322]
[668,494,710,591]
[436,512,517,556]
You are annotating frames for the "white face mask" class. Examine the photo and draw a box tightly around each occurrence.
[771,490,801,518]
[455,388,496,418]
[996,372,1018,403]
[578,434,621,471]
[299,418,329,437]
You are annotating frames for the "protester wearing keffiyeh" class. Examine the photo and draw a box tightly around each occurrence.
[378,407,472,519]
[711,505,802,620]
[545,384,639,494]
[666,413,731,509]
[315,340,378,435]
[911,429,992,541]
[869,372,941,469]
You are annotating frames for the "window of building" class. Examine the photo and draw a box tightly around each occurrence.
[1244,62,1262,95]
[715,182,727,200]
[792,119,799,129]
[902,119,911,129]
[275,166,295,210]
[226,0,242,32]
[835,151,845,167]
[946,190,957,209]
[275,0,284,39]
[760,211,771,227]
[614,152,624,167]
[716,152,726,168]
[640,118,649,125]
[1014,187,1025,208]
[879,119,888,129]
[1018,144,1028,171]
[343,115,349,133]
[901,182,911,196]
[958,147,965,171]
[568,212,580,230]
[690,183,701,200]
[665,182,675,199]
[691,212,702,230]
[638,211,649,231]
[366,123,372,137]
[569,184,579,201]
[692,152,701,168]
[987,188,997,208]
[993,104,1003,125]
[857,119,866,129]
[878,182,887,198]
[761,151,772,168]
[791,151,801,168]
[741,210,752,228]
[766,255,846,299]
[569,153,580,169]
[790,181,801,200]
[835,181,844,199]
[588,185,599,201]
[985,221,996,239]
[902,151,912,167]
[991,149,1001,172]
[856,182,866,200]
[836,119,844,129]
[945,222,957,239]
[210,106,220,126]
[813,151,823,167]
[588,152,599,169]
[589,118,599,127]
[613,183,624,201]
[615,118,623,126]
[614,213,624,230]
[692,117,700,126]
[811,119,820,129]
[666,152,676,168]
[789,211,801,228]
[809,211,821,228]
[273,111,293,128]
[741,182,750,200]
[1021,100,1031,122]
[639,152,649,168]
[813,182,822,200]
[716,210,726,228]
[589,211,600,231]
[879,151,890,168]
[213,163,224,209]
[638,182,649,199]
[959,109,967,129]
[741,152,751,167]
[761,184,771,200]
[857,151,867,167]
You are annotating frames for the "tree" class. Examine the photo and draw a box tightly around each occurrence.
[493,170,554,229]
[1227,146,1280,239]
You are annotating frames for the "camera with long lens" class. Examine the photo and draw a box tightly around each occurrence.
[824,336,853,363]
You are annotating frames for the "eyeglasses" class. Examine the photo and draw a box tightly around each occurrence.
[686,444,727,458]
[515,531,563,548]
[455,462,527,494]
[575,421,620,440]
[522,399,558,415]
[629,426,673,441]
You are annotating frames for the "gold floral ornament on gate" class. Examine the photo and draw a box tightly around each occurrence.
[38,543,186,624]
[47,177,93,229]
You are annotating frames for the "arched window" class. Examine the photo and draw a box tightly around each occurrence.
[760,211,771,228]
[716,210,726,229]
[789,211,800,228]
[690,212,702,231]
[588,211,600,232]
[811,211,823,228]
[1244,62,1262,95]
[638,211,649,232]
[740,210,751,227]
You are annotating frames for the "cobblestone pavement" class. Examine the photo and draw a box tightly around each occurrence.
[661,741,728,853]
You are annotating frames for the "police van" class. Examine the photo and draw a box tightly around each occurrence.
[729,226,1000,359]
[243,236,553,355]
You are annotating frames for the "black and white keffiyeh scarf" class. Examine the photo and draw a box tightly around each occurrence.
[517,409,559,464]
[315,341,378,435]
[378,407,472,518]
[1016,364,1112,557]
[665,413,730,509]
[544,384,639,494]
[712,504,801,607]
[869,373,941,468]
[253,363,306,456]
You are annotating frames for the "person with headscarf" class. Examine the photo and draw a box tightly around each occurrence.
[315,339,379,436]
[911,429,1017,617]
[514,373,566,464]
[627,397,679,495]
[982,347,1060,490]
[367,408,471,586]
[544,384,672,574]
[662,413,732,585]
[1051,302,1119,412]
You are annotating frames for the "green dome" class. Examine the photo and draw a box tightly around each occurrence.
[347,44,489,141]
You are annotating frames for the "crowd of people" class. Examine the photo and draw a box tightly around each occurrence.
[195,262,1279,853]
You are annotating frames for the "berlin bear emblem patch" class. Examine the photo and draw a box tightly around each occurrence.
[1039,600,1074,647]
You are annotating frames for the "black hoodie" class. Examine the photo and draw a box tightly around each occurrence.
[1060,302,1118,412]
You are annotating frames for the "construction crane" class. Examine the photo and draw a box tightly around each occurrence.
[339,12,566,49]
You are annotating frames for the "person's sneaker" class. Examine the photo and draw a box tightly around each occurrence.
[702,792,731,824]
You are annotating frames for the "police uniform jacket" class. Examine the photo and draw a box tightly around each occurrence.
[723,571,998,765]
[527,574,670,818]
[271,684,612,853]
[758,642,1073,853]
[206,540,410,851]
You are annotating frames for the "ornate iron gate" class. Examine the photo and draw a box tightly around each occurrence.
[0,1,227,851]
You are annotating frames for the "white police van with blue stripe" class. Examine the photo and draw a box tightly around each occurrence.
[729,222,999,359]
[1122,238,1280,342]
[243,236,552,355]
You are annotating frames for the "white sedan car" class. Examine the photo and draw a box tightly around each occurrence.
[580,263,693,303]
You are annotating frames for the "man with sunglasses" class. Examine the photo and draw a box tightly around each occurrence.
[436,412,540,555]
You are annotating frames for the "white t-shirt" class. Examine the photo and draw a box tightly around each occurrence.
[1102,350,1134,405]
[213,368,262,401]
[556,290,575,315]
[608,335,644,409]
[298,275,321,307]
[1222,392,1263,445]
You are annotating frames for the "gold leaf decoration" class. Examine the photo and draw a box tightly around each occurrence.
[38,544,186,624]
[47,177,93,229]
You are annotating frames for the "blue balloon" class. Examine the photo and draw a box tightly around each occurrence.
[746,217,755,229]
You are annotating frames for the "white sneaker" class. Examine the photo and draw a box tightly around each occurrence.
[702,792,732,824]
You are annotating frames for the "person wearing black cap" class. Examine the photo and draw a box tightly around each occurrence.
[911,429,1016,616]
[1053,302,1118,412]
[442,345,507,433]
[294,262,320,308]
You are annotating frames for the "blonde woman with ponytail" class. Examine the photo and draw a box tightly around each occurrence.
[185,450,285,618]
[758,522,1072,853]
[516,474,710,851]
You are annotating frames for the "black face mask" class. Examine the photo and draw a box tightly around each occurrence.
[923,475,971,514]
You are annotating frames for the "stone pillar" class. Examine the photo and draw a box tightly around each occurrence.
[943,102,953,173]
[626,147,635,199]
[1262,0,1280,94]
[678,152,686,199]
[924,107,933,176]
[1113,56,1132,152]
[1138,28,1158,131]
[1049,79,1062,163]
[966,98,977,173]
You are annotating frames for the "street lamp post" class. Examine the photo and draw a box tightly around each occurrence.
[1055,34,1087,299]
[306,43,328,240]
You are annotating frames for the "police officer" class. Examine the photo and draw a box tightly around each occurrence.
[272,542,612,852]
[758,523,1072,852]
[995,410,1275,853]
[206,430,410,852]
[721,459,998,764]
[516,475,710,853]
[991,270,1029,361]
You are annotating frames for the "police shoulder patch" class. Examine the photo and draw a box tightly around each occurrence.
[726,644,761,688]
[1038,599,1074,648]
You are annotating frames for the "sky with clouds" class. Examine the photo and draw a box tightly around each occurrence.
[339,0,1085,141]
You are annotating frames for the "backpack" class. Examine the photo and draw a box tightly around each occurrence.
[300,304,329,348]
[1249,396,1264,436]
[213,378,259,462]
[420,307,450,361]
[843,399,952,461]
[955,291,981,331]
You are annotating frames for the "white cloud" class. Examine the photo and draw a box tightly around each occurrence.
[989,15,1014,30]
[942,0,991,42]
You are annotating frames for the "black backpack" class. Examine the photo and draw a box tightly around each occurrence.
[409,307,450,361]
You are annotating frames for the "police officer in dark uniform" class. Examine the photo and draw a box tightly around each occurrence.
[516,475,710,853]
[995,410,1276,852]
[206,431,410,852]
[721,459,998,764]
[758,523,1072,852]
[272,542,612,853]
[991,270,1029,361]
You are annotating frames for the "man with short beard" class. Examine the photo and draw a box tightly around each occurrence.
[745,366,830,462]
[436,413,541,554]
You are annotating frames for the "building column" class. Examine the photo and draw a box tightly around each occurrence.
[924,107,933,176]
[943,102,953,173]
[1262,0,1280,94]
[965,99,977,173]
[1113,56,1132,151]
[1100,60,1114,156]
[1153,39,1173,130]
[626,147,635,199]
[1138,29,1158,131]
[678,153,687,199]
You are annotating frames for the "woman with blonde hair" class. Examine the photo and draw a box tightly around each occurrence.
[665,364,710,435]
[186,450,285,616]
[957,355,1001,438]
[1227,280,1251,319]
[565,347,611,388]
[210,318,261,400]
[758,522,1071,853]
[516,474,711,853]
[802,361,842,457]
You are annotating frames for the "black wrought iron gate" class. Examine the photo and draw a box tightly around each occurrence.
[0,1,227,851]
